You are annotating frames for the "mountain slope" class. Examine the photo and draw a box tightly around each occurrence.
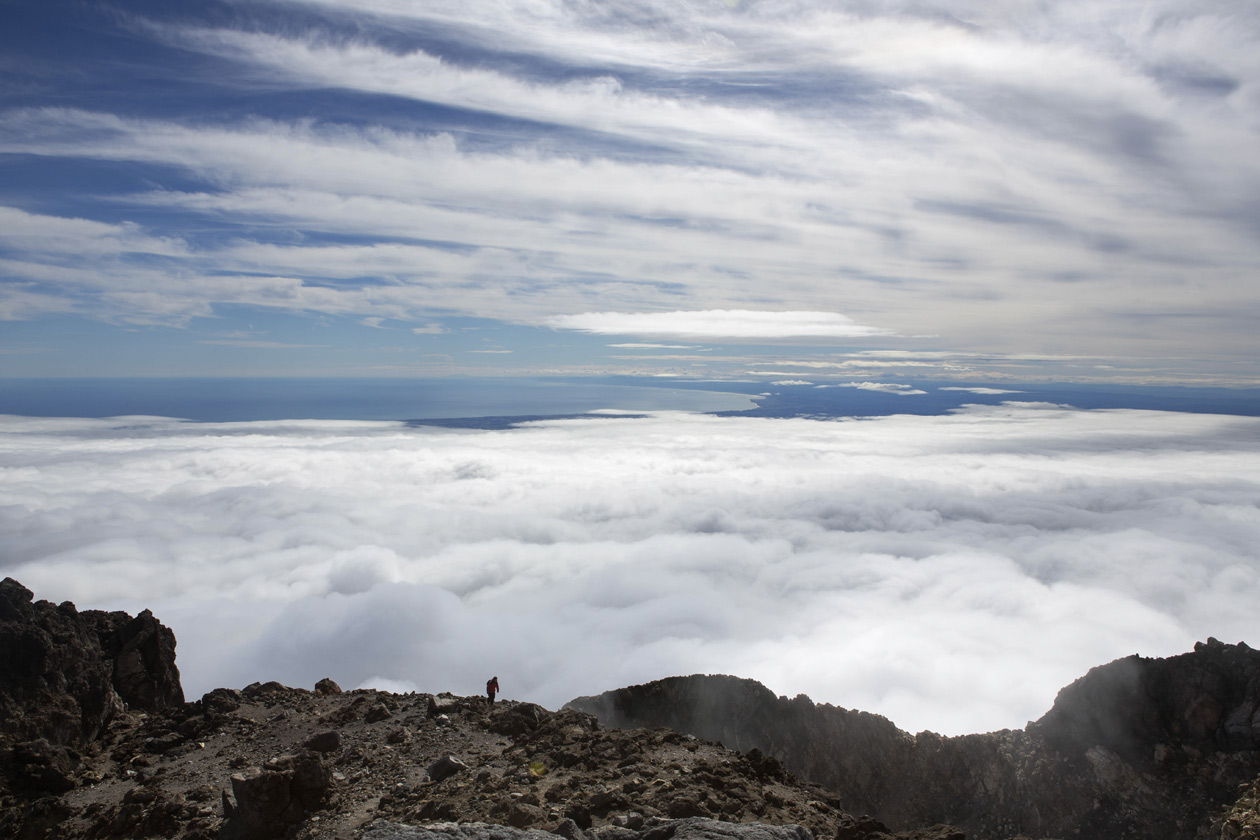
[568,641,1260,840]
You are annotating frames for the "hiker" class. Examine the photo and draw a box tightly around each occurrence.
[486,676,500,705]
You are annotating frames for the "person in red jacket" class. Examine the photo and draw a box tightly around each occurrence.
[486,676,500,705]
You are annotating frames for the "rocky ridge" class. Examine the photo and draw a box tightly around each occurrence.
[4,575,1258,840]
[568,642,1260,840]
[0,579,956,840]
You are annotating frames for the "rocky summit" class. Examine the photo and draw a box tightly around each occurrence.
[569,643,1260,840]
[1,577,1258,840]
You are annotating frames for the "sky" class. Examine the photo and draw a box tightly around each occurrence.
[3,403,1258,736]
[2,0,1259,384]
[2,2,1260,738]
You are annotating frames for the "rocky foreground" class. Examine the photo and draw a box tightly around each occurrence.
[1,576,1258,840]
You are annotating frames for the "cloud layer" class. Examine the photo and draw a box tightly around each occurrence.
[3,404,1257,735]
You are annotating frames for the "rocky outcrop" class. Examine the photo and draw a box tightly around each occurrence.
[221,750,334,840]
[0,577,124,747]
[568,639,1260,840]
[1213,773,1260,839]
[0,675,956,840]
[83,607,184,712]
[0,578,183,751]
[4,576,1257,840]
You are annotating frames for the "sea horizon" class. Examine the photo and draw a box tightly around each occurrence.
[4,375,1260,425]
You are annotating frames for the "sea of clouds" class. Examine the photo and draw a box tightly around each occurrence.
[3,403,1258,736]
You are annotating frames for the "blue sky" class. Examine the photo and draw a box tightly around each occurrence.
[3,0,1259,385]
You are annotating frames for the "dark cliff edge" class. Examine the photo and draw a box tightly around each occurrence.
[567,641,1260,840]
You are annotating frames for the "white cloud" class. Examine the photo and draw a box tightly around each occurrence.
[6,0,1260,373]
[2,405,1258,736]
[940,386,1025,395]
[549,310,893,339]
[816,381,928,395]
[607,344,697,350]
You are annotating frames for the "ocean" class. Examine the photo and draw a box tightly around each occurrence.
[2,377,1259,424]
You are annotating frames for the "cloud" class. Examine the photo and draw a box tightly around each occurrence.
[817,381,928,395]
[5,0,1260,375]
[549,310,894,339]
[940,386,1025,395]
[3,405,1258,736]
[607,344,697,350]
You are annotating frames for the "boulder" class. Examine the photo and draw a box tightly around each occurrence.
[428,695,461,717]
[222,750,333,840]
[489,702,549,737]
[7,738,80,793]
[425,754,469,783]
[201,687,243,715]
[303,730,342,753]
[315,677,342,695]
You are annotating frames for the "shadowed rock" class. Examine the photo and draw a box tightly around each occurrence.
[83,607,184,712]
[0,579,123,746]
[569,640,1260,840]
[222,750,333,840]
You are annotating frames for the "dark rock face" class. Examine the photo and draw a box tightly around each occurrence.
[568,640,1260,840]
[222,750,334,840]
[0,578,184,750]
[1029,638,1260,757]
[8,737,80,793]
[83,607,184,712]
[0,578,124,746]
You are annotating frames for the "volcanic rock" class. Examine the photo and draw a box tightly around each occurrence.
[425,754,469,782]
[201,687,243,715]
[4,577,1259,840]
[222,750,334,840]
[568,640,1260,840]
[83,606,184,712]
[303,729,343,753]
[0,578,122,746]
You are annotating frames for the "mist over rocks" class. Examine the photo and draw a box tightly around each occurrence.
[568,640,1260,840]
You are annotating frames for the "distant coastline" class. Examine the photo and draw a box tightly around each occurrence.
[3,376,1260,423]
